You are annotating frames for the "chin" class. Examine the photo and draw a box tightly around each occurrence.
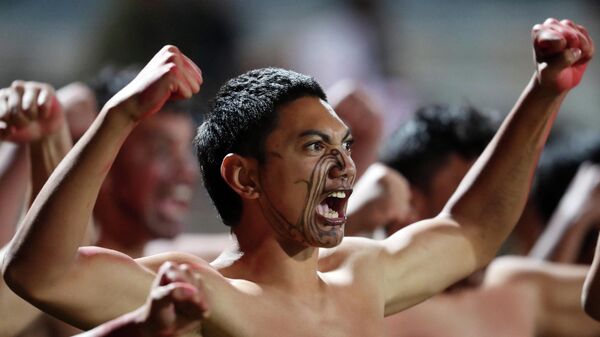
[147,218,185,239]
[310,229,344,248]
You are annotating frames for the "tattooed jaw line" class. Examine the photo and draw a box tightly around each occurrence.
[259,148,353,247]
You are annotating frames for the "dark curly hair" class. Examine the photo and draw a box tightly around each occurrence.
[194,68,326,226]
[380,104,499,192]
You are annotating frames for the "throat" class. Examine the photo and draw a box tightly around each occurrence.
[221,232,322,290]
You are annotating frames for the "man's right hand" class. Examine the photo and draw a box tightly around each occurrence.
[140,261,210,335]
[106,45,202,122]
[0,80,64,143]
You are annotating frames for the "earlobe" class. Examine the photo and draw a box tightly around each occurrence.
[221,153,260,199]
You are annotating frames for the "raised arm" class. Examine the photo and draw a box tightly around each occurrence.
[2,46,203,329]
[0,142,28,246]
[529,162,600,263]
[377,19,594,314]
[0,80,76,336]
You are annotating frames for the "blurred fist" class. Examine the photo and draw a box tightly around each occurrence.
[138,261,210,336]
[329,80,383,178]
[532,18,594,93]
[0,80,63,142]
[107,45,202,122]
[346,163,414,235]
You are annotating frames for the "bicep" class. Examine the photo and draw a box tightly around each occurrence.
[28,246,155,329]
[380,217,480,315]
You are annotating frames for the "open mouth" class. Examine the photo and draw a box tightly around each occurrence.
[315,189,352,225]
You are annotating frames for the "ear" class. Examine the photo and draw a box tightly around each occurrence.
[221,153,260,199]
[408,186,427,221]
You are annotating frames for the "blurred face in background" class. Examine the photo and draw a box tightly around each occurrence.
[109,110,199,238]
[386,154,474,236]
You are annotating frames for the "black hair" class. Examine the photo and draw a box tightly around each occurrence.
[380,104,499,191]
[194,67,327,226]
[89,65,196,117]
[532,132,600,222]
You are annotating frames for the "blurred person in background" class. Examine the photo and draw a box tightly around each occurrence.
[582,169,600,321]
[88,67,202,258]
[0,80,85,337]
[345,107,600,336]
[528,134,600,264]
[2,18,595,336]
[0,69,209,336]
[327,79,384,179]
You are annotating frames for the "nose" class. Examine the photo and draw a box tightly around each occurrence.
[328,149,356,182]
[174,151,200,184]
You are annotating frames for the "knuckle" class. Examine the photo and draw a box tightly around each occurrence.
[161,261,178,272]
[164,45,180,53]
[11,80,24,88]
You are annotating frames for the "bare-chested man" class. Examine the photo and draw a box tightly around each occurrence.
[2,18,594,336]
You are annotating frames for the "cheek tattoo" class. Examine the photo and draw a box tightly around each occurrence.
[258,148,353,247]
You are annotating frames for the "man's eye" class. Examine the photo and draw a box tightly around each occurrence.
[343,140,354,152]
[306,142,325,152]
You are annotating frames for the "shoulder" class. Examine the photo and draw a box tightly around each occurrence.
[484,256,587,287]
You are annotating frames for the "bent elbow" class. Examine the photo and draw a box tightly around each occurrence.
[2,248,47,302]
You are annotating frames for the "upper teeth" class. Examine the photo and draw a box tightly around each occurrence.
[172,184,193,202]
[328,191,346,198]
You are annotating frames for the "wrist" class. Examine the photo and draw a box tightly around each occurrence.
[529,74,570,101]
[99,100,139,132]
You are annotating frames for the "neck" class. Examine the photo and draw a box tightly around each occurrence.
[219,219,322,293]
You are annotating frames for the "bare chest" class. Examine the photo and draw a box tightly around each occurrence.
[203,285,385,337]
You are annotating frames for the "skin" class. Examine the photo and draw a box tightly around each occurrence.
[327,80,383,179]
[96,111,199,257]
[386,257,600,337]
[2,19,595,337]
[530,163,600,263]
[0,80,200,336]
[0,81,76,336]
[256,100,355,248]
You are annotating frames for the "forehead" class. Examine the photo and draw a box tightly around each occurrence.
[270,96,349,140]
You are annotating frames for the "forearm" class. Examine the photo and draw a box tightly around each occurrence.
[0,143,29,246]
[529,209,587,263]
[29,121,72,201]
[3,106,135,291]
[443,76,566,264]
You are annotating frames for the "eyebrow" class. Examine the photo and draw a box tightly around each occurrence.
[298,128,352,144]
